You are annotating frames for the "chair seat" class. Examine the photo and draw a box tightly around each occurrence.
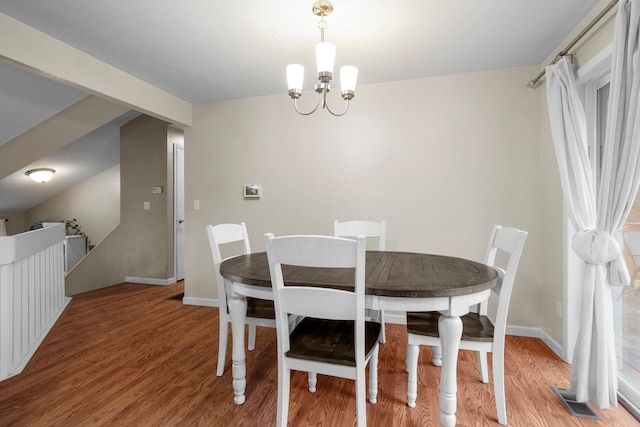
[406,312,494,342]
[287,318,381,366]
[247,297,276,319]
[405,226,527,425]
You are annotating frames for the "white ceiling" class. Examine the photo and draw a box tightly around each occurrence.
[0,110,140,211]
[0,0,601,211]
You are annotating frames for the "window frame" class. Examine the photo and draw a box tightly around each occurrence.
[575,44,640,415]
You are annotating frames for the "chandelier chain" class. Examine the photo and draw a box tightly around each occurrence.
[318,17,327,42]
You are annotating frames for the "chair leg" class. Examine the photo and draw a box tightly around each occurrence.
[431,345,442,366]
[277,364,290,427]
[407,342,419,408]
[217,318,228,376]
[477,351,489,383]
[368,345,379,404]
[493,350,507,425]
[248,324,257,351]
[367,309,386,344]
[308,372,317,393]
[356,364,367,427]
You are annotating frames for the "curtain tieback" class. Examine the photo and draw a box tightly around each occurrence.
[572,228,620,264]
[572,228,630,287]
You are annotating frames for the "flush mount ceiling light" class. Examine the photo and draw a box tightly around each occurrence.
[286,0,358,117]
[25,168,56,183]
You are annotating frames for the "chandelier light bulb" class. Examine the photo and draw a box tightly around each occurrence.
[340,65,358,94]
[287,64,304,96]
[315,42,336,75]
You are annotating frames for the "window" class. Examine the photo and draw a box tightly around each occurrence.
[579,45,640,416]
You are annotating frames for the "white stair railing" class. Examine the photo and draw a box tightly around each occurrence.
[0,224,70,381]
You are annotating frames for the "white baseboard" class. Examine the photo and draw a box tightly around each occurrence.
[506,325,540,338]
[182,297,219,308]
[125,276,175,286]
[540,329,567,362]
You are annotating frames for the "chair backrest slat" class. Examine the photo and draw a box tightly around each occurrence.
[280,287,356,320]
[334,220,386,251]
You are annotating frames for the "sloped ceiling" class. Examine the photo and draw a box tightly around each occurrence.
[0,0,601,211]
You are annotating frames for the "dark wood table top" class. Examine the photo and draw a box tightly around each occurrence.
[220,251,498,298]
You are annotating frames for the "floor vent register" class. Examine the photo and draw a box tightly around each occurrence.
[551,386,602,420]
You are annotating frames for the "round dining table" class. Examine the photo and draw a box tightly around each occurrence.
[220,250,498,427]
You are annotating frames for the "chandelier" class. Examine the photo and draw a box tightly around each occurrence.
[286,0,358,117]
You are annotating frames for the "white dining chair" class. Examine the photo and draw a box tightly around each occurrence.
[265,233,380,427]
[334,220,388,343]
[206,222,276,376]
[405,225,527,425]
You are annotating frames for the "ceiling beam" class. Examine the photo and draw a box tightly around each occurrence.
[0,12,192,127]
[0,96,130,180]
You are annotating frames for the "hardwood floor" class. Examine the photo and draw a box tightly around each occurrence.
[0,281,638,426]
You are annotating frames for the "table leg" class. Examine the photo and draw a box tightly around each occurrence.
[406,343,419,408]
[228,293,247,405]
[438,313,463,427]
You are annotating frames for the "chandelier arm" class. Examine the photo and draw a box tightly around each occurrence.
[293,92,321,116]
[323,96,350,117]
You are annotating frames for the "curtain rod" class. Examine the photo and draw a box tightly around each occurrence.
[527,0,619,89]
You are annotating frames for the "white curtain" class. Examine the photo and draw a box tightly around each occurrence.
[546,0,640,409]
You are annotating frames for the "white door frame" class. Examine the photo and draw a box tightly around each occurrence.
[173,143,185,281]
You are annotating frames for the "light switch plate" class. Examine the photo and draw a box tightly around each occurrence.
[144,202,150,210]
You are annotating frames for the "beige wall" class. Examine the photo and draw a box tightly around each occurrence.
[118,114,170,278]
[184,65,543,329]
[0,211,25,236]
[539,94,565,345]
[24,165,120,246]
[66,115,178,295]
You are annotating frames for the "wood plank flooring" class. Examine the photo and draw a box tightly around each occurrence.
[0,281,638,426]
